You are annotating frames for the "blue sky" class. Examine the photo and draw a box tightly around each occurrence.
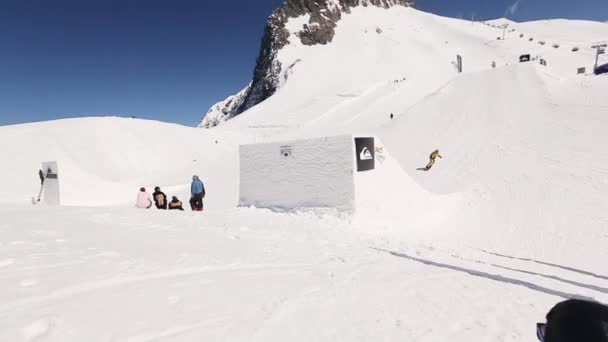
[0,0,606,127]
[419,0,607,22]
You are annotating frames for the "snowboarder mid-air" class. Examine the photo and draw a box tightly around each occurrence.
[152,186,167,210]
[189,175,205,212]
[425,150,443,171]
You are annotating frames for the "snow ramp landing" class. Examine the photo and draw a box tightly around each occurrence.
[378,63,608,265]
[239,135,458,228]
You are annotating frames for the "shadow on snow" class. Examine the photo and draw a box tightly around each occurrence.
[490,264,608,294]
[372,248,595,301]
[479,249,608,281]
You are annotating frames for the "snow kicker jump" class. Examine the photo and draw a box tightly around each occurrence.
[33,161,61,206]
[239,135,457,227]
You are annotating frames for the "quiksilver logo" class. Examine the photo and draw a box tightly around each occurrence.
[360,147,373,161]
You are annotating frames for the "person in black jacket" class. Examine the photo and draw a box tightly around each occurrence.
[152,186,168,210]
[537,299,608,342]
[168,196,184,211]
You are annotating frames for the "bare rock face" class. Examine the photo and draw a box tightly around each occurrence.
[198,83,251,128]
[199,0,415,128]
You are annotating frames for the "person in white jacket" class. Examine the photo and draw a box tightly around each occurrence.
[136,187,152,209]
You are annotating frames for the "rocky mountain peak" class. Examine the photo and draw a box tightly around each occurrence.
[199,0,415,128]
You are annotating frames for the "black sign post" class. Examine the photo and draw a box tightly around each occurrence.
[355,137,375,172]
[595,44,607,71]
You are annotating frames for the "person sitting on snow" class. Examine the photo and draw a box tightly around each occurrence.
[135,187,153,209]
[189,175,205,211]
[152,186,167,210]
[425,150,443,171]
[168,196,184,211]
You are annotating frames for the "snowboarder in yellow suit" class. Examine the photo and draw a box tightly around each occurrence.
[425,150,442,170]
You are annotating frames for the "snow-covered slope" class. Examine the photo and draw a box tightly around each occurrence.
[484,18,517,27]
[197,0,415,126]
[1,6,608,342]
[516,19,608,43]
[0,117,240,208]
[380,64,608,256]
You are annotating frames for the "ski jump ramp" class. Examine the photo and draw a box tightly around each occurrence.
[239,135,458,226]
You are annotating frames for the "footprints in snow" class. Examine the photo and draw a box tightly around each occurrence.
[0,258,15,268]
[20,279,39,287]
[168,295,182,306]
[21,319,51,341]
[0,259,39,287]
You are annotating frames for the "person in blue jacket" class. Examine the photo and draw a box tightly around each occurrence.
[190,175,205,211]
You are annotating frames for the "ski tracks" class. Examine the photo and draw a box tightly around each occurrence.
[373,242,608,302]
[0,263,314,315]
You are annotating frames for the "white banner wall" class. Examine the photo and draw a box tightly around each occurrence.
[239,135,356,211]
[41,161,60,206]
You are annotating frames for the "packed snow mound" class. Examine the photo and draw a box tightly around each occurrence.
[484,18,517,27]
[353,138,459,227]
[379,63,608,251]
[0,117,240,207]
[515,19,608,43]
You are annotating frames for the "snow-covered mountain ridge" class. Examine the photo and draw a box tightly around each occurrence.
[200,3,607,129]
[198,0,415,128]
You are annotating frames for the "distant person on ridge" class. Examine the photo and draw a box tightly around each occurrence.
[152,186,168,210]
[190,175,205,211]
[168,196,185,211]
[135,187,153,209]
[425,150,443,171]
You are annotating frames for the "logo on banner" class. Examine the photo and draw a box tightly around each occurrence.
[354,137,375,172]
[46,167,58,179]
[280,145,292,157]
[360,147,373,160]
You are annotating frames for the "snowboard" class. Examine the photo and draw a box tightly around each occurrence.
[32,184,44,204]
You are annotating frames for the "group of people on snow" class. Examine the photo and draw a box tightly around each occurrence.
[136,187,185,211]
[136,175,205,212]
